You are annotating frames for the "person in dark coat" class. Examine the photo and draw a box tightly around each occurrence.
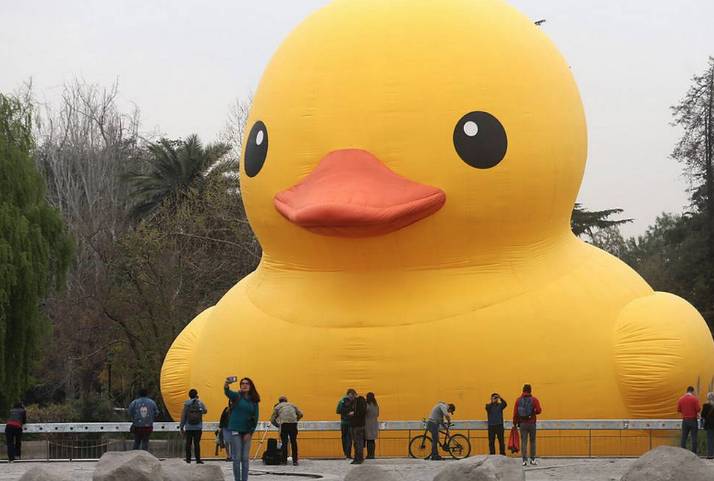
[5,402,27,462]
[336,389,356,458]
[485,393,508,455]
[364,393,380,459]
[701,392,714,459]
[219,400,234,460]
[348,393,367,464]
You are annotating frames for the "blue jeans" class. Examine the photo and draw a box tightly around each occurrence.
[681,419,698,454]
[231,432,252,481]
[427,421,440,458]
[707,429,714,458]
[223,428,233,459]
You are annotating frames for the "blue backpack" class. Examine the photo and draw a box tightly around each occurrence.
[517,396,534,419]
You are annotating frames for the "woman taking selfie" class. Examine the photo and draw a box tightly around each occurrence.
[225,377,260,481]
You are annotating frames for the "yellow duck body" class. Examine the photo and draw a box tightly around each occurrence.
[160,0,714,421]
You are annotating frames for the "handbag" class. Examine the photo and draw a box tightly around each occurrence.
[507,426,520,454]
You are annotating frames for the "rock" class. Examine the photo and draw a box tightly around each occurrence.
[19,466,71,481]
[344,464,399,481]
[93,450,163,481]
[621,445,713,481]
[161,459,225,481]
[433,455,525,481]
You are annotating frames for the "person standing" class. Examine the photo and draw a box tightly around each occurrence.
[128,388,159,451]
[485,393,508,455]
[701,392,714,459]
[336,389,356,459]
[365,392,380,459]
[426,401,456,461]
[4,402,26,462]
[348,392,367,464]
[225,377,260,481]
[220,400,234,461]
[270,395,304,465]
[180,388,208,464]
[677,385,701,454]
[513,384,542,466]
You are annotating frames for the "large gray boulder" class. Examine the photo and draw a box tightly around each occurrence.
[93,451,162,481]
[19,466,72,481]
[433,456,525,481]
[344,465,399,481]
[161,459,224,481]
[621,445,713,481]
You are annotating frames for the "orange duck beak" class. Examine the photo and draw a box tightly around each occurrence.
[273,149,446,237]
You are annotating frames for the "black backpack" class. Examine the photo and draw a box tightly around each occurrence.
[262,438,282,465]
[187,400,202,425]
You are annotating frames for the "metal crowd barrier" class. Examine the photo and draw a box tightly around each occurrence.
[0,420,685,461]
[1,419,685,433]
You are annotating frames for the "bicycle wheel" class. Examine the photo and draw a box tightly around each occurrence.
[446,433,471,459]
[408,434,432,459]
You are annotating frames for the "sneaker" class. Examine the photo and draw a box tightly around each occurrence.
[196,460,204,464]
[522,460,528,466]
[529,459,538,466]
[431,455,444,461]
[350,460,363,464]
[185,459,191,464]
[293,461,299,466]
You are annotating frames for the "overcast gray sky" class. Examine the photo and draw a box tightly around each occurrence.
[1,0,713,237]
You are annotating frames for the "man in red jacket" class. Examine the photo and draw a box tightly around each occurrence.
[677,386,701,454]
[513,384,542,466]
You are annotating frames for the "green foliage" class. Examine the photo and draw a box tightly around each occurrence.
[125,135,231,219]
[104,156,259,410]
[24,402,80,423]
[0,93,73,413]
[571,203,632,241]
[24,395,124,423]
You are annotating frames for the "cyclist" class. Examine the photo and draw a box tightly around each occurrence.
[426,401,455,460]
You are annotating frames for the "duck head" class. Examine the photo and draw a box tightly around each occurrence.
[240,0,587,271]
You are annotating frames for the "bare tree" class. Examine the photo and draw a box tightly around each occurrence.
[29,80,143,404]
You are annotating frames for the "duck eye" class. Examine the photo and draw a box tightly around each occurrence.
[453,112,507,169]
[244,121,268,177]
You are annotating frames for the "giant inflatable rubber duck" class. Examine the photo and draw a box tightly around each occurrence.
[161,0,714,421]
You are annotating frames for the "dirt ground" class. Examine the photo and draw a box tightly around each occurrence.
[2,457,712,481]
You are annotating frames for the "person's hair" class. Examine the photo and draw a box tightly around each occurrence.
[707,392,714,403]
[189,389,198,399]
[523,384,532,393]
[447,403,456,413]
[366,392,378,406]
[240,377,261,403]
[346,388,357,396]
[491,393,499,398]
[279,395,288,403]
[687,386,695,393]
[138,388,148,397]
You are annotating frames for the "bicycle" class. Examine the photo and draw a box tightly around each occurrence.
[408,420,471,460]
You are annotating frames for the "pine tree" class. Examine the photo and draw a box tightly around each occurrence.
[0,93,72,412]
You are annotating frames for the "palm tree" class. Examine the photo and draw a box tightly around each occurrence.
[125,134,231,219]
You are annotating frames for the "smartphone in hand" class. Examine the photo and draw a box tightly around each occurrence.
[226,376,238,383]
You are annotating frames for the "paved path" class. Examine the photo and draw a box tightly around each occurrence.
[1,457,706,481]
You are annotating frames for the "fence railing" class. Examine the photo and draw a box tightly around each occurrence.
[1,419,685,433]
[0,420,686,461]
